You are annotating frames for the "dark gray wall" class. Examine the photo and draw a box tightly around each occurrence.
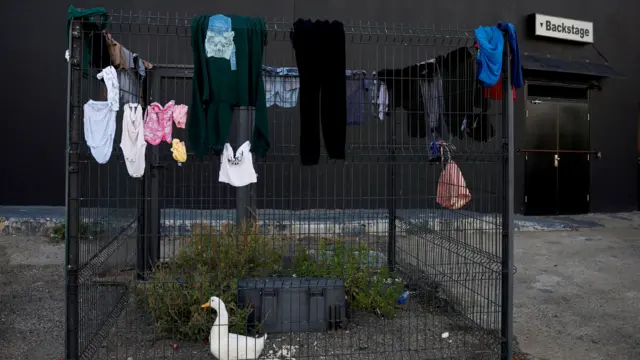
[2,0,638,213]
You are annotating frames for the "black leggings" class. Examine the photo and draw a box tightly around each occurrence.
[292,19,347,166]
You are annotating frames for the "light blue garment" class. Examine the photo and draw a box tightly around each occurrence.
[474,26,504,87]
[263,74,300,108]
[206,15,236,70]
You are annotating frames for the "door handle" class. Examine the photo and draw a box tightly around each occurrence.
[554,154,560,168]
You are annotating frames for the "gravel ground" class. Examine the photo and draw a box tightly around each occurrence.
[93,296,495,360]
[0,236,65,360]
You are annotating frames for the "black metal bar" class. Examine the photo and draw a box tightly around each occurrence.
[500,31,515,360]
[387,107,397,272]
[147,72,161,270]
[236,107,252,225]
[136,175,146,279]
[137,74,149,280]
[65,19,82,360]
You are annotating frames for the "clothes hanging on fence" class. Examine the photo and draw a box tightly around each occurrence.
[436,160,471,210]
[377,63,428,138]
[483,75,516,100]
[497,22,524,89]
[104,32,153,73]
[120,103,147,177]
[173,104,189,128]
[474,26,504,88]
[171,138,187,164]
[369,78,389,121]
[292,19,347,165]
[118,70,140,104]
[83,66,119,164]
[439,46,492,141]
[219,141,258,187]
[103,32,153,104]
[189,14,270,158]
[346,70,371,125]
[473,23,523,91]
[420,64,445,136]
[263,66,300,108]
[144,101,175,145]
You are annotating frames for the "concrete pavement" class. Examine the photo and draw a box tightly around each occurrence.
[514,226,640,360]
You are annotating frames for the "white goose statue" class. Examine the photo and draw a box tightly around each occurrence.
[201,296,267,360]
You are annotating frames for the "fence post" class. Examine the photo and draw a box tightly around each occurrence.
[145,72,162,272]
[500,32,515,360]
[136,169,146,279]
[235,107,255,226]
[65,19,83,360]
[387,110,397,272]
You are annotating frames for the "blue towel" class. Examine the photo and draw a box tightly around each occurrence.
[498,22,524,89]
[474,26,504,87]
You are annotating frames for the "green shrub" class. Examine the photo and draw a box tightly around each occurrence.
[139,224,404,342]
[140,221,285,341]
[51,222,91,243]
[293,239,404,318]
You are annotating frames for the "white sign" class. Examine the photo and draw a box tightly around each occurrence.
[533,14,593,43]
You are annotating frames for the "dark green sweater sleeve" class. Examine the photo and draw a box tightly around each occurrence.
[188,15,208,157]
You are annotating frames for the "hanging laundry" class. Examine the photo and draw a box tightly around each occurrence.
[144,101,175,145]
[377,63,428,138]
[171,139,187,164]
[497,22,524,89]
[118,70,140,104]
[104,32,153,73]
[436,161,471,210]
[483,75,516,100]
[474,23,523,90]
[218,141,258,187]
[120,103,147,177]
[173,104,189,128]
[369,78,389,121]
[263,67,300,108]
[346,70,369,125]
[83,66,119,164]
[421,64,444,135]
[190,14,270,157]
[103,32,153,104]
[292,19,347,165]
[474,26,504,88]
[439,47,487,140]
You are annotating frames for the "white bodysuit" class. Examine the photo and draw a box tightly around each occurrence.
[218,141,258,187]
[120,103,147,177]
[83,66,119,164]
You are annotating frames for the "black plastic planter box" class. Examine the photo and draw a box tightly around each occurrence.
[238,277,348,334]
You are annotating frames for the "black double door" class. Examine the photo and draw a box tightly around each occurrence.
[524,99,590,215]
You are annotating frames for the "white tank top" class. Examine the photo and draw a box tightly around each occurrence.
[83,66,119,164]
[218,141,257,187]
[120,103,147,177]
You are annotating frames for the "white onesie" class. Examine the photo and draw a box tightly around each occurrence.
[120,103,147,177]
[218,141,258,187]
[83,66,119,164]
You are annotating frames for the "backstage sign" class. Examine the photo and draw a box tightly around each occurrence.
[533,14,593,43]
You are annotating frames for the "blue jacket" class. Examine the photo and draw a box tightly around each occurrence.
[498,22,524,89]
[474,26,504,87]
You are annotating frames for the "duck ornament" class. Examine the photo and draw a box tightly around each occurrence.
[202,296,267,360]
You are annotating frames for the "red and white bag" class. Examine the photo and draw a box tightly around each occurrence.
[436,161,471,209]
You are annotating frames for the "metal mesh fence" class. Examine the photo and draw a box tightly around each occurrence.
[65,11,514,360]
